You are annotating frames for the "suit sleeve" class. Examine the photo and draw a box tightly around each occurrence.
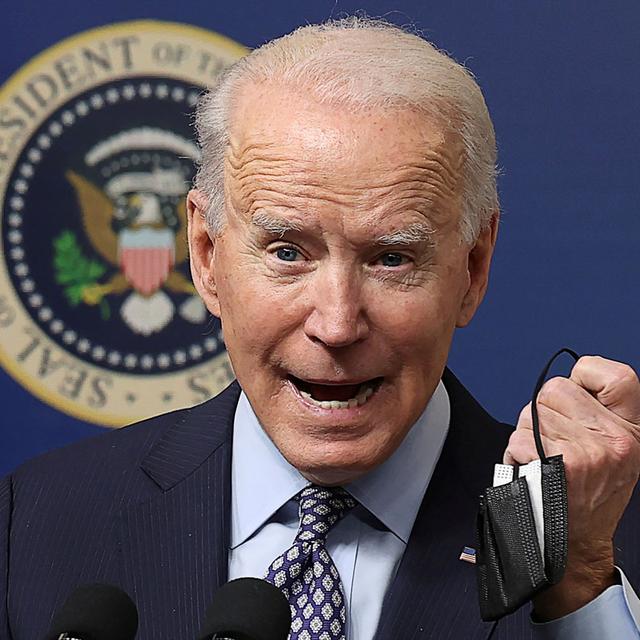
[0,475,13,640]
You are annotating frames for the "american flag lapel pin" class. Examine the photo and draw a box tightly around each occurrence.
[459,546,476,564]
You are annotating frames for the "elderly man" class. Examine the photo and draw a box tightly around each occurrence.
[1,17,639,640]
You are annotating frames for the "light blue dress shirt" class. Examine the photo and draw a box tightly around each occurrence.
[227,383,640,639]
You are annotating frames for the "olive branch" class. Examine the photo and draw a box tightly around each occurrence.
[53,230,110,319]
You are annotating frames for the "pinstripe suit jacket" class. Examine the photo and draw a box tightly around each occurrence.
[1,369,638,640]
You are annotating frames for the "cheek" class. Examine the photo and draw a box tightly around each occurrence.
[215,251,304,354]
[367,280,463,344]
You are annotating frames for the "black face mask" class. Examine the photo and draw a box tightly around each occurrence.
[476,348,578,621]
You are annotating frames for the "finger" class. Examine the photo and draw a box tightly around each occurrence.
[570,355,640,424]
[515,400,640,469]
[508,404,572,462]
[504,429,564,465]
[536,376,618,433]
[516,402,590,440]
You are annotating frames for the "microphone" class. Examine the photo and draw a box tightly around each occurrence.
[198,577,291,640]
[46,583,138,640]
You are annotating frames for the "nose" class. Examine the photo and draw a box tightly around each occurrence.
[303,265,369,348]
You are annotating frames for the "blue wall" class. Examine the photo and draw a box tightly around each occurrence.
[1,1,638,475]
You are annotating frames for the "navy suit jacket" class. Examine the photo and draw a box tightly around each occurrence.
[1,369,638,640]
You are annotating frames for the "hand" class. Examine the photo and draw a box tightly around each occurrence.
[504,355,640,620]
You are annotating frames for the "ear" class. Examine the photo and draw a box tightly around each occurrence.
[456,210,500,327]
[186,189,221,317]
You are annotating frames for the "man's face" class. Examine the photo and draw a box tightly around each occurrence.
[188,84,497,485]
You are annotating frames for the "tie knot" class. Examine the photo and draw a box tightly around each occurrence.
[295,485,356,542]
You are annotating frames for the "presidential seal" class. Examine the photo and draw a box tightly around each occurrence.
[0,21,247,426]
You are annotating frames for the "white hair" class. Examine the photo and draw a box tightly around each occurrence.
[194,16,498,243]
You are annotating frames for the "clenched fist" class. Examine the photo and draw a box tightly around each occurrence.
[504,355,640,620]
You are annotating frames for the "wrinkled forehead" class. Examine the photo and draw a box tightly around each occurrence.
[223,83,464,230]
[228,82,462,173]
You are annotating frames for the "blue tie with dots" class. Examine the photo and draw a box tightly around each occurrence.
[265,485,356,640]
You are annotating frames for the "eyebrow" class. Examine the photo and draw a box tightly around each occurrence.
[252,210,303,237]
[252,211,435,246]
[376,222,435,246]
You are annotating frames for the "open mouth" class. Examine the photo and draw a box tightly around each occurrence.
[288,375,383,409]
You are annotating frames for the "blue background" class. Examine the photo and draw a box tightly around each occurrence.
[1,1,638,476]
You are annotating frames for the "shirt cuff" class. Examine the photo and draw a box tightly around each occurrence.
[531,569,640,639]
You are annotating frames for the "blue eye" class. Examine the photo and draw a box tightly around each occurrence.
[380,253,405,267]
[276,247,300,262]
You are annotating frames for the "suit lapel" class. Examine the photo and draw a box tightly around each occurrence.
[118,382,241,640]
[374,369,512,640]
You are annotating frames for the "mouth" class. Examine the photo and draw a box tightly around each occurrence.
[287,375,383,410]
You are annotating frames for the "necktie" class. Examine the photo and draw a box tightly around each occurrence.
[265,485,356,640]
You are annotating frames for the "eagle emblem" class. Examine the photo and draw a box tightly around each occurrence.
[59,127,206,336]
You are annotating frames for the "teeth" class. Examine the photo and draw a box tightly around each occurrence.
[299,382,376,409]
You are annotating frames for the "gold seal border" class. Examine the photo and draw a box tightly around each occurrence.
[0,20,247,101]
[0,20,245,426]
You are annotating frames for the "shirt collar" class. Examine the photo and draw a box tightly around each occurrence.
[230,381,450,548]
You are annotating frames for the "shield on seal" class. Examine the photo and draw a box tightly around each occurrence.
[119,227,175,296]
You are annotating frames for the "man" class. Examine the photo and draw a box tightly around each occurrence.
[1,17,639,640]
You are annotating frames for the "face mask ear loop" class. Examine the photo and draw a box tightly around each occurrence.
[530,348,581,464]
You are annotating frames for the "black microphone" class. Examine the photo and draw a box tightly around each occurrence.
[46,583,138,640]
[198,577,291,640]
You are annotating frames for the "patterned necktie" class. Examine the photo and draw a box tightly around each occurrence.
[265,485,356,640]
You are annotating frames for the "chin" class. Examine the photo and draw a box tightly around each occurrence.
[278,433,392,486]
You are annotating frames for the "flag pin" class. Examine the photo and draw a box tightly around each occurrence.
[459,546,476,564]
